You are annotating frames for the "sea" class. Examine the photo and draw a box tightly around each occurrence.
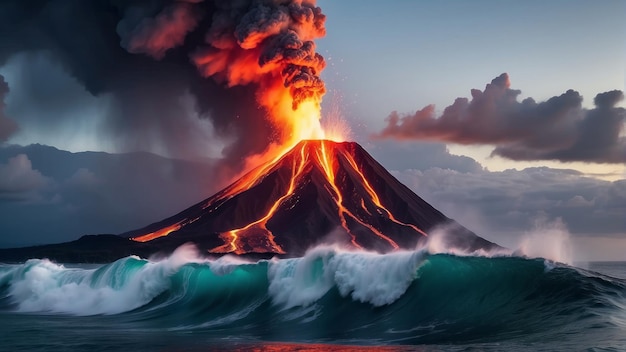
[1,245,625,352]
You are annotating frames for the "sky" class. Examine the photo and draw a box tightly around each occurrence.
[0,0,624,261]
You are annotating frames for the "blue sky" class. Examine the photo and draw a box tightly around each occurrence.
[319,0,624,112]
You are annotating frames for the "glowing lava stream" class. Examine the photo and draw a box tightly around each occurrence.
[132,216,202,243]
[318,141,408,250]
[316,141,364,249]
[342,153,429,238]
[133,223,182,243]
[210,145,309,254]
[212,140,407,254]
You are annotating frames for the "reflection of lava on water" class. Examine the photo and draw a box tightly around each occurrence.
[130,140,497,256]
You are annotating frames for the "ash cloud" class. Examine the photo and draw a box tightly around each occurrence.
[374,73,625,164]
[0,0,326,169]
[0,75,18,142]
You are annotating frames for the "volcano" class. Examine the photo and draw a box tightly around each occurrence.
[123,140,498,257]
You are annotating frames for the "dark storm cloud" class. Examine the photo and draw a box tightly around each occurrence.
[393,167,626,238]
[374,73,626,164]
[0,154,49,202]
[0,0,241,162]
[0,144,220,247]
[0,0,326,169]
[0,75,18,142]
[2,53,105,131]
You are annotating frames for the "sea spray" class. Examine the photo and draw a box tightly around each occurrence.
[268,246,425,308]
[518,217,573,264]
[5,244,202,315]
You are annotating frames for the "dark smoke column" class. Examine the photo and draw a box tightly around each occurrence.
[119,0,328,156]
[0,0,327,171]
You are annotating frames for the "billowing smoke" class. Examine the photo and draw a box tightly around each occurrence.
[0,74,18,142]
[0,0,326,170]
[374,73,625,164]
[118,0,325,109]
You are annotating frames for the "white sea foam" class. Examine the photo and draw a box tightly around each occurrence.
[268,246,425,308]
[6,244,201,315]
[208,254,255,276]
[267,249,335,309]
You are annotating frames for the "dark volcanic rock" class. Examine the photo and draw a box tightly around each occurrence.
[0,235,147,263]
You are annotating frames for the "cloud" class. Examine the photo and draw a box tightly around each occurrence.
[0,154,48,201]
[365,140,483,173]
[392,167,626,240]
[374,73,626,164]
[0,144,222,247]
[0,74,18,142]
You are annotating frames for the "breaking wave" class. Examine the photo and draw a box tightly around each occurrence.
[1,245,625,345]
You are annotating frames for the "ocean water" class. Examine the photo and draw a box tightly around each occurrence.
[1,245,625,351]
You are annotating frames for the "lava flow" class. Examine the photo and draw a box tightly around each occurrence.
[127,139,497,257]
[207,140,410,254]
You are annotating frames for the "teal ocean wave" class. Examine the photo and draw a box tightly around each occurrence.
[1,245,625,346]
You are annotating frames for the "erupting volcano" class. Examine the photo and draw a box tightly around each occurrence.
[0,0,498,262]
[125,140,497,257]
[115,0,496,257]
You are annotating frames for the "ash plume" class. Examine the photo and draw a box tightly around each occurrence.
[373,73,625,164]
[0,74,18,142]
[0,0,327,169]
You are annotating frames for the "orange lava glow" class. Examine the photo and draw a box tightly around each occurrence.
[208,140,422,254]
[236,94,344,179]
[132,216,201,242]
[343,153,429,238]
[131,138,430,253]
[210,146,308,254]
[132,223,182,243]
[192,18,330,175]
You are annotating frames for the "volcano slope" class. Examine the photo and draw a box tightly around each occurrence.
[123,140,498,257]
